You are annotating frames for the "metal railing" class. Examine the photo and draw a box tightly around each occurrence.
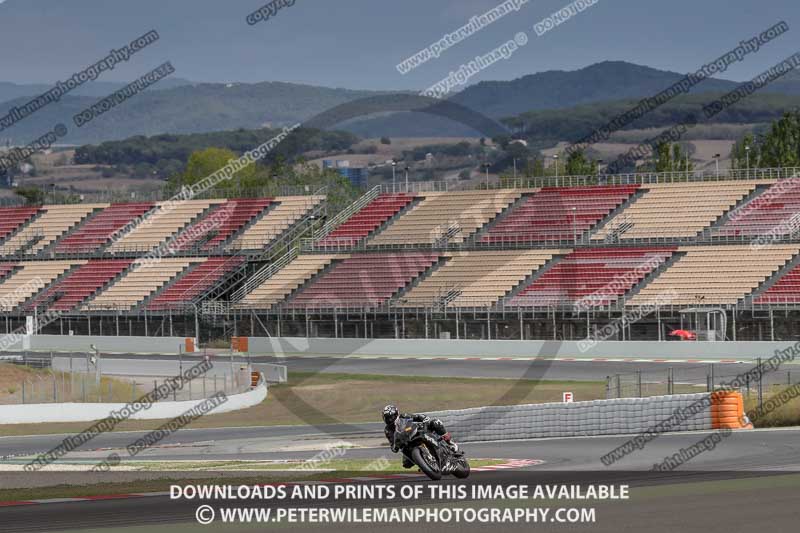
[312,185,380,242]
[606,361,798,412]
[2,360,251,404]
[231,246,299,302]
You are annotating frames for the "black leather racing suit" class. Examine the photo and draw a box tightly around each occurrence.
[384,413,448,468]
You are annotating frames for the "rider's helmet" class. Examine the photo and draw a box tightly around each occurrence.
[382,404,399,425]
[430,418,446,436]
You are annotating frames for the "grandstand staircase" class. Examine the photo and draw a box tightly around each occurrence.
[501,252,570,305]
[158,199,327,311]
[151,202,224,255]
[311,185,381,243]
[742,250,800,306]
[335,194,422,247]
[80,261,143,311]
[0,263,22,284]
[380,256,446,308]
[15,231,45,256]
[206,201,277,253]
[40,206,106,257]
[390,255,450,306]
[223,197,329,304]
[278,257,347,308]
[0,208,43,249]
[602,216,634,244]
[261,201,325,259]
[432,223,462,249]
[192,257,249,303]
[18,263,84,313]
[620,250,686,305]
[586,188,647,243]
[232,247,299,303]
[133,259,212,312]
[701,184,773,240]
[469,193,533,244]
[97,205,161,254]
[432,288,462,312]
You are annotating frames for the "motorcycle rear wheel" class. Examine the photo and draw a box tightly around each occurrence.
[411,446,442,481]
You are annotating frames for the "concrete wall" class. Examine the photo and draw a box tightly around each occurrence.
[2,335,192,355]
[245,337,793,361]
[0,381,267,425]
[430,393,713,442]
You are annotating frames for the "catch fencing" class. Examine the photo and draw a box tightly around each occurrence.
[1,356,251,405]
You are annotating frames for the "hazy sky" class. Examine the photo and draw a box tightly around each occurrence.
[0,0,798,89]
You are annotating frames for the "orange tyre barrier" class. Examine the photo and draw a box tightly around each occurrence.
[250,371,261,388]
[231,336,249,352]
[711,391,753,429]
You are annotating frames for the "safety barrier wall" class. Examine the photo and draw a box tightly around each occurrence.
[246,337,796,360]
[0,377,267,425]
[430,393,725,442]
[1,335,194,354]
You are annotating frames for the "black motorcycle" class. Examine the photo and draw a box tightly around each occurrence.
[391,418,470,480]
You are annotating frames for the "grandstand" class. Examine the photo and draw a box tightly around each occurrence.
[2,171,800,342]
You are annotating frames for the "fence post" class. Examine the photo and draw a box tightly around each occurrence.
[21,380,25,404]
[666,367,672,395]
[203,376,207,399]
[636,369,642,397]
[53,374,57,403]
[710,364,715,391]
[132,381,136,403]
[757,357,763,411]
[615,374,621,398]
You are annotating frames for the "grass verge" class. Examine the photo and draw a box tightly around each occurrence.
[0,371,606,436]
[745,384,800,428]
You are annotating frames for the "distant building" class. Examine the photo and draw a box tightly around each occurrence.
[323,159,368,188]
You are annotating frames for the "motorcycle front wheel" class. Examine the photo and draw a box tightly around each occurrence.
[453,457,470,479]
[411,445,442,481]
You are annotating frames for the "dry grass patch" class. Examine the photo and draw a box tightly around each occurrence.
[0,371,606,436]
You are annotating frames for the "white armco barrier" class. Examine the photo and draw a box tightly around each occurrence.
[430,393,713,442]
[0,380,267,425]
